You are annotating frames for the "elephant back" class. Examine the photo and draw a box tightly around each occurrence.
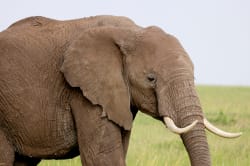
[0,21,78,156]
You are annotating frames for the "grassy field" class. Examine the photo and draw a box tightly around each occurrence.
[39,86,250,166]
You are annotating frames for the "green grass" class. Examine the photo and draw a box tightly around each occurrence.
[39,86,250,166]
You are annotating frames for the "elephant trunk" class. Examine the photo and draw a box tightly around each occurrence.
[158,79,211,166]
[178,101,211,166]
[181,122,210,166]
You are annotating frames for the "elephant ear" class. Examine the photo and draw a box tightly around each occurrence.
[61,27,135,130]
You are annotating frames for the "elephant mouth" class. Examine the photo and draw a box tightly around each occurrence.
[139,109,163,122]
[162,116,242,138]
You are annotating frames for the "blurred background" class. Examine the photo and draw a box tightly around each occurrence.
[1,0,249,86]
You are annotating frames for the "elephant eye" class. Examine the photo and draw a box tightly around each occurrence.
[147,73,156,83]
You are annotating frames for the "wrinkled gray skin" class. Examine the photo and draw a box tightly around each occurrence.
[0,15,210,166]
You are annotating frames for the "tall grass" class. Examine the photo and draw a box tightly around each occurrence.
[39,86,250,166]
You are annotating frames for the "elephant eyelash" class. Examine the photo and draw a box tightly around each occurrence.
[147,76,155,82]
[146,73,157,83]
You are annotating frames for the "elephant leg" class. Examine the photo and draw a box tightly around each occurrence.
[70,95,126,166]
[121,130,131,158]
[0,129,15,166]
[14,154,40,166]
[122,106,137,157]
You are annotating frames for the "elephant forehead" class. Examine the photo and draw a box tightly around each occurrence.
[134,36,185,60]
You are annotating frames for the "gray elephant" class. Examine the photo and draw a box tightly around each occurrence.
[0,15,241,166]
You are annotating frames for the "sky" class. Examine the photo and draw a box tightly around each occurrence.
[1,0,250,86]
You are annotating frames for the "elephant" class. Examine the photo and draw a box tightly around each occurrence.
[0,15,241,166]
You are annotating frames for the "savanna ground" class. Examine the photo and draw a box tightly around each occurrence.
[39,86,250,166]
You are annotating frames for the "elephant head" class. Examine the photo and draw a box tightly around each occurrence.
[61,25,241,166]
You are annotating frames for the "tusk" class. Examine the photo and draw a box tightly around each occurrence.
[204,118,242,138]
[164,117,198,134]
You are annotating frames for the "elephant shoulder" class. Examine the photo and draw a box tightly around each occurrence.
[75,15,139,30]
